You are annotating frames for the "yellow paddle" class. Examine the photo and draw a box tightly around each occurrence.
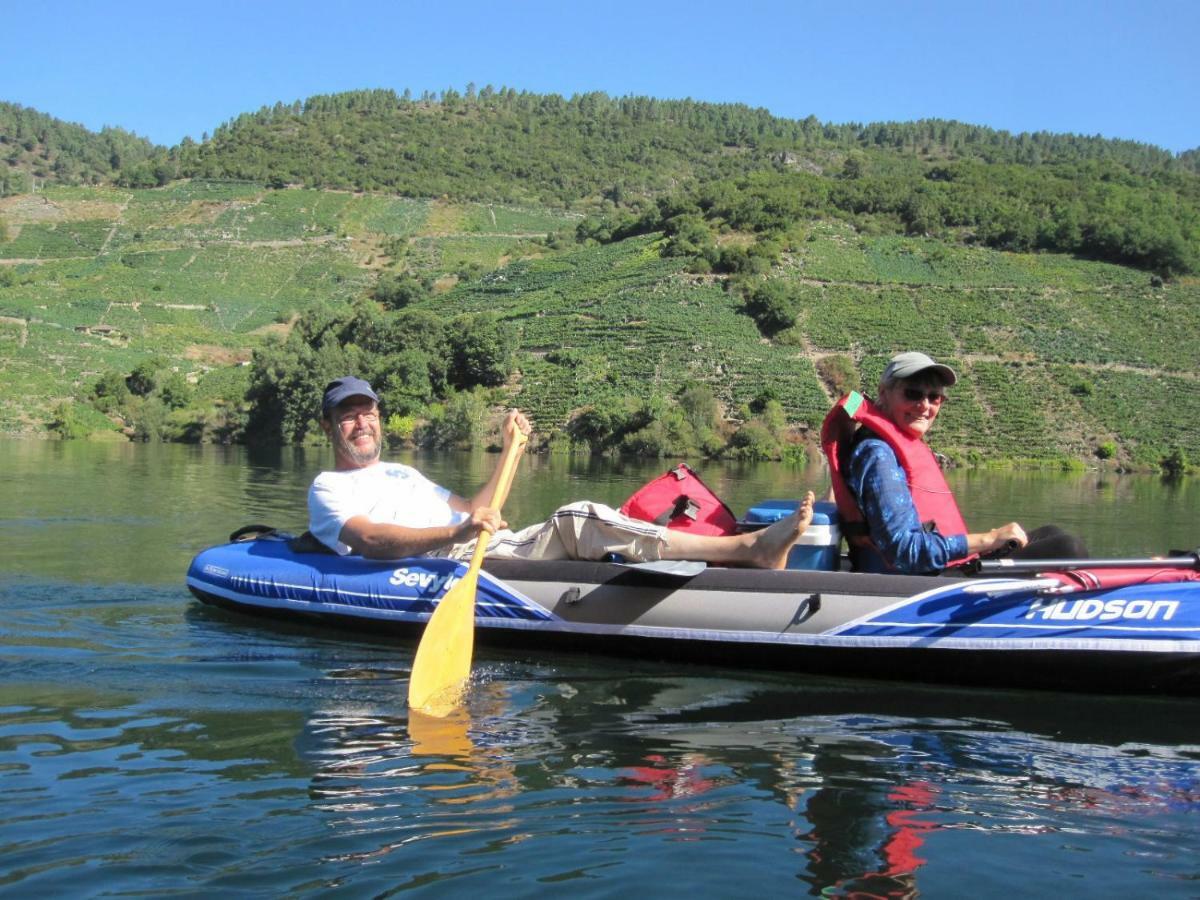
[407,428,527,715]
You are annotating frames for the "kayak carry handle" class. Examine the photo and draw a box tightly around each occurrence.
[229,524,278,542]
[971,550,1200,575]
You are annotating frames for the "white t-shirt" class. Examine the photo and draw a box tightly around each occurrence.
[307,462,468,555]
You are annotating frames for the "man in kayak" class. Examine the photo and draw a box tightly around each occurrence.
[308,376,814,568]
[822,352,1087,574]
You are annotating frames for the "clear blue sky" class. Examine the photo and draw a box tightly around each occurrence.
[3,0,1197,153]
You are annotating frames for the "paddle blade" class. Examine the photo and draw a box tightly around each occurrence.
[407,568,479,714]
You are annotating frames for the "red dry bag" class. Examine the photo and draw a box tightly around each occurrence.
[619,463,738,536]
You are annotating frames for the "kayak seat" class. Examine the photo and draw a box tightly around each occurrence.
[226,523,333,555]
[290,530,337,555]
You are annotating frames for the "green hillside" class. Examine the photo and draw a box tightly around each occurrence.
[0,102,160,196]
[425,227,1199,468]
[156,90,1199,276]
[177,88,1199,197]
[0,181,575,434]
[1,89,1197,471]
[2,180,1196,469]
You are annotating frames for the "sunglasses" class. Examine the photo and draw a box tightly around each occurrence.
[902,387,946,404]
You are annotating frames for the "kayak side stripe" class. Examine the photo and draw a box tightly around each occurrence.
[187,570,556,621]
[855,620,1200,634]
[189,577,1198,653]
[188,576,563,628]
[824,580,989,635]
[826,579,1200,643]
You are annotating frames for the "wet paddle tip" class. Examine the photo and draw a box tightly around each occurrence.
[407,679,469,717]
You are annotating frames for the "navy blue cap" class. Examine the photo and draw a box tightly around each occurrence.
[321,376,379,418]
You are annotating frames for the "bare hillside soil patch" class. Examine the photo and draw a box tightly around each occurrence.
[0,194,124,224]
[184,345,252,366]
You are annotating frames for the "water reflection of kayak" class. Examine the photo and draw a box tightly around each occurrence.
[186,530,1200,697]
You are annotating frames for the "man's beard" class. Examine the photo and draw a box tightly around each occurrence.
[334,424,381,467]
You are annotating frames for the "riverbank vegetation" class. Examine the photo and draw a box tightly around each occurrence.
[1,89,1197,473]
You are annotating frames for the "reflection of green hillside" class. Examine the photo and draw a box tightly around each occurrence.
[0,439,315,582]
[0,684,309,776]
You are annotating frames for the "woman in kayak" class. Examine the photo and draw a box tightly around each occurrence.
[822,352,1087,575]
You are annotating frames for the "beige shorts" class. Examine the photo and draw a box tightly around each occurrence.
[445,501,667,563]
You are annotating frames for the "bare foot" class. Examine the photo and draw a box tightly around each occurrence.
[748,491,815,569]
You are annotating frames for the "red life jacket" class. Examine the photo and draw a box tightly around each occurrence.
[820,391,972,569]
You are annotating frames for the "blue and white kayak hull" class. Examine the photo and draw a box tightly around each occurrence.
[186,534,1200,695]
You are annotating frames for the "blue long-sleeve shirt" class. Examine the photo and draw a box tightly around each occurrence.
[845,438,969,574]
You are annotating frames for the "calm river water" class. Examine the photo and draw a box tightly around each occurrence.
[1,440,1197,897]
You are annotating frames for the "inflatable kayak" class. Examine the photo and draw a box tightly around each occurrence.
[186,530,1200,696]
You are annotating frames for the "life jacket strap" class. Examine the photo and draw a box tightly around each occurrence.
[653,495,702,525]
[841,520,871,539]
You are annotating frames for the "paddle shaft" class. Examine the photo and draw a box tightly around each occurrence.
[975,553,1199,574]
[458,436,525,573]
[407,429,527,712]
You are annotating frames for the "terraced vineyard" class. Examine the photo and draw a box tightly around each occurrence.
[1,182,1196,468]
[0,183,575,431]
[429,229,1199,465]
[432,237,830,428]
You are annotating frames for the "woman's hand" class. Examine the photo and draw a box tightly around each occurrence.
[968,522,1028,556]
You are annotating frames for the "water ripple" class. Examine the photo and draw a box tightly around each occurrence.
[0,578,1197,894]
